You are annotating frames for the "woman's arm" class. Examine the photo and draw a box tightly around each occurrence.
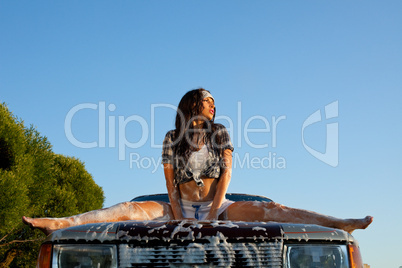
[205,148,233,220]
[164,163,184,220]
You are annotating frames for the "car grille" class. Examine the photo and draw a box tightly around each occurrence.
[118,240,283,267]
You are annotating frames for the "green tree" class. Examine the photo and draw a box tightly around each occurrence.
[0,103,105,267]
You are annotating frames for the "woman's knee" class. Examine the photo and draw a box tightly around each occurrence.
[266,201,286,210]
[119,201,135,209]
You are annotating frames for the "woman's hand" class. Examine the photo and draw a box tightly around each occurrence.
[182,218,198,221]
[173,215,198,221]
[205,211,218,221]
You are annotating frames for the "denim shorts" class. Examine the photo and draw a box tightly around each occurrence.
[180,198,234,220]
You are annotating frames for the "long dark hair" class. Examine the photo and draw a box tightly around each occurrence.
[173,88,223,160]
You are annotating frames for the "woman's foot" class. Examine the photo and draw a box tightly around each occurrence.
[22,216,65,235]
[341,216,373,233]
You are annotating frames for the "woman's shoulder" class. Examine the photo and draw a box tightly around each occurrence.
[165,129,176,136]
[213,123,230,135]
[163,129,176,141]
[212,123,233,151]
[163,129,176,148]
[214,123,227,130]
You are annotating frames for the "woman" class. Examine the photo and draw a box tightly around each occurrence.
[23,88,373,235]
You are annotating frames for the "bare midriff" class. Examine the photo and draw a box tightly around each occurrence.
[178,177,218,202]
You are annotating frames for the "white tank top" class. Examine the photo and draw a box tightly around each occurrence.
[188,144,209,178]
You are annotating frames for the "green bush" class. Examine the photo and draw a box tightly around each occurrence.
[0,103,105,267]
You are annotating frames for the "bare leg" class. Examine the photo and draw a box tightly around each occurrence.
[226,201,373,233]
[23,201,173,235]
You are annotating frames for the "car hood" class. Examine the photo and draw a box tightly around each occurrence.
[46,220,353,244]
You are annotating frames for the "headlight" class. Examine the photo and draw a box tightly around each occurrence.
[285,244,349,268]
[52,244,117,268]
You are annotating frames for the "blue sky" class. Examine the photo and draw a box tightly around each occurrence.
[1,1,401,267]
